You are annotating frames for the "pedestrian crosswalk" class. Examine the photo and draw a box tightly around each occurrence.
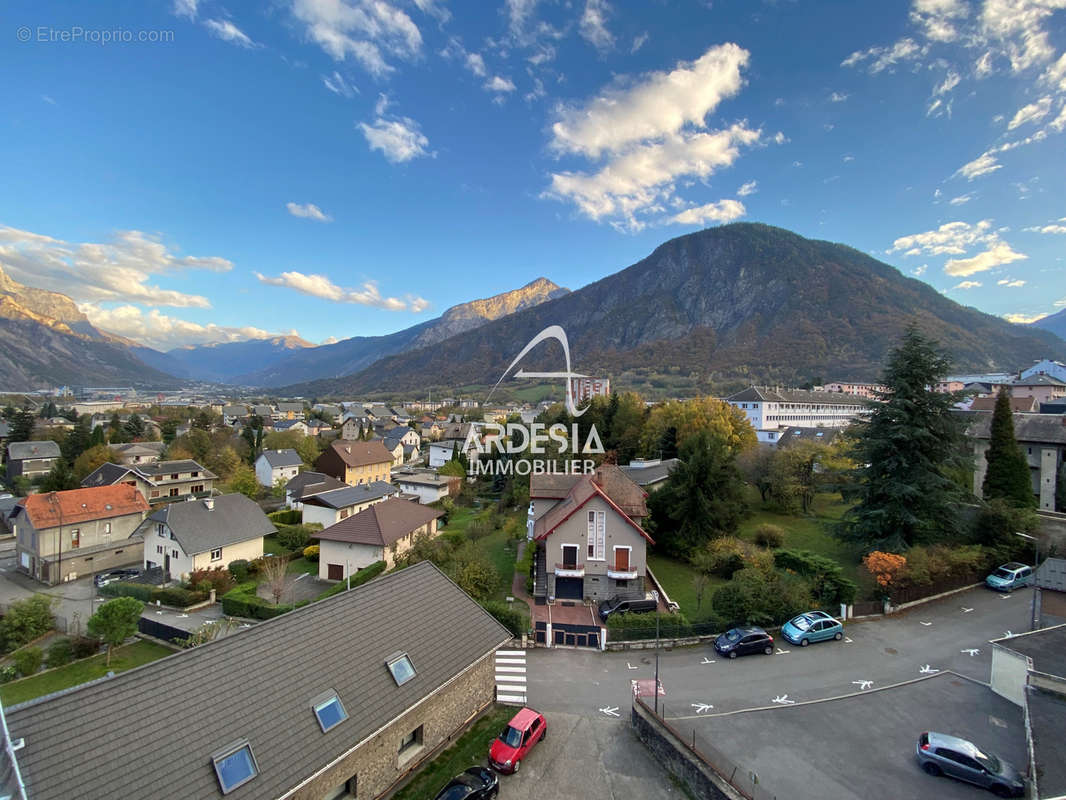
[495,649,527,705]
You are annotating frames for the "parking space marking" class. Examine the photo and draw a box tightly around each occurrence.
[999,594,1011,600]
[600,706,620,717]
[844,636,853,643]
[961,648,980,657]
[626,662,639,670]
[1003,630,1014,638]
[772,695,795,705]
[700,657,716,664]
[919,665,939,674]
[775,647,790,655]
[919,621,932,626]
[961,607,974,613]
[691,703,714,714]
[852,680,873,691]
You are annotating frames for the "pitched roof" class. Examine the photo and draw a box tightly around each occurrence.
[284,471,347,498]
[17,485,149,529]
[137,460,216,479]
[320,439,394,468]
[313,497,442,547]
[532,470,653,544]
[222,405,247,416]
[775,427,842,448]
[592,463,648,519]
[724,385,869,406]
[5,561,511,800]
[969,396,1037,413]
[1012,374,1066,387]
[272,419,307,431]
[620,458,680,487]
[111,442,165,456]
[276,403,304,412]
[529,473,582,498]
[302,481,398,510]
[81,462,138,489]
[968,412,1066,445]
[258,449,302,468]
[6,440,61,461]
[141,494,275,555]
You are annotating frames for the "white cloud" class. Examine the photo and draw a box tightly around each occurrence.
[465,51,487,77]
[912,264,928,276]
[842,37,928,73]
[1007,96,1052,129]
[550,43,749,158]
[944,240,1027,276]
[773,131,788,145]
[997,278,1026,286]
[829,91,849,102]
[1048,102,1066,132]
[631,32,648,53]
[484,75,517,93]
[1025,223,1066,233]
[890,219,995,255]
[41,95,56,105]
[286,202,333,222]
[843,153,855,162]
[173,0,198,19]
[953,280,983,289]
[911,0,969,41]
[668,199,746,226]
[255,270,428,311]
[1041,53,1066,91]
[1003,311,1047,323]
[956,151,1002,179]
[737,180,757,197]
[203,19,257,48]
[0,225,229,308]
[949,193,973,205]
[979,0,1066,73]
[358,112,431,163]
[290,0,422,77]
[322,71,357,97]
[320,336,339,345]
[83,304,293,350]
[580,0,614,52]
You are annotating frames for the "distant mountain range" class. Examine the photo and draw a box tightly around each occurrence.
[1032,308,1066,342]
[279,223,1066,397]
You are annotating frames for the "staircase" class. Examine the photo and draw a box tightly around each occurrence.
[533,545,547,605]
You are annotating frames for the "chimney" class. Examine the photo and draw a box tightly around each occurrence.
[204,497,214,510]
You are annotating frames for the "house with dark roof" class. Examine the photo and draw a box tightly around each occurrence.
[134,494,274,582]
[969,413,1066,511]
[312,497,442,577]
[528,464,651,604]
[724,386,869,444]
[314,440,393,486]
[81,459,217,504]
[11,485,150,585]
[5,440,61,482]
[301,482,400,528]
[5,561,511,800]
[394,470,456,504]
[283,471,347,511]
[110,441,165,465]
[1010,374,1066,405]
[274,402,306,421]
[255,449,303,488]
[340,416,371,440]
[619,457,680,492]
[222,405,248,425]
[968,396,1038,413]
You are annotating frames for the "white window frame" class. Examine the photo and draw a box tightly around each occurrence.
[612,545,633,571]
[560,543,579,568]
[586,510,605,561]
[210,547,222,561]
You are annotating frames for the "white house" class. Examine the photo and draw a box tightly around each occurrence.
[724,386,869,445]
[255,449,303,488]
[394,471,454,504]
[283,471,347,511]
[301,482,399,528]
[427,438,479,469]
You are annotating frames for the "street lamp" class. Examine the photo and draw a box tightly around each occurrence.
[652,590,660,715]
[47,492,62,587]
[1015,532,1040,632]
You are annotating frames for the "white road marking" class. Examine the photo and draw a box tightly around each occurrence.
[498,694,527,704]
[155,611,163,615]
[852,680,873,690]
[844,637,853,643]
[691,703,714,714]
[961,607,974,613]
[495,666,527,673]
[496,658,526,664]
[961,648,980,657]
[999,594,1010,600]
[626,662,639,670]
[239,623,251,628]
[700,657,716,664]
[919,664,939,674]
[294,573,308,581]
[179,614,188,618]
[772,695,795,705]
[919,621,932,626]
[1003,631,1013,638]
[600,706,620,717]
[495,674,527,684]
[497,650,526,656]
[776,647,790,655]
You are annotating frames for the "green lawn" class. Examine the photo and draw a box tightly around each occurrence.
[263,533,285,555]
[391,705,514,800]
[1,640,175,706]
[285,556,318,575]
[647,553,726,622]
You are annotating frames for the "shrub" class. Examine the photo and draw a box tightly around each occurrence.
[481,601,524,636]
[466,517,493,541]
[247,557,267,577]
[692,537,772,579]
[862,551,908,595]
[303,545,320,562]
[13,646,43,677]
[315,561,386,601]
[277,524,315,553]
[773,549,857,607]
[605,611,692,640]
[152,587,206,608]
[753,524,785,549]
[712,568,812,628]
[268,508,301,525]
[46,637,73,668]
[186,567,235,595]
[99,582,153,602]
[228,559,250,582]
[0,665,16,684]
[70,636,102,660]
[516,542,535,595]
[0,595,55,652]
[456,558,498,601]
[220,582,294,620]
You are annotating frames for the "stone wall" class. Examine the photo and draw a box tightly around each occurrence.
[285,650,497,800]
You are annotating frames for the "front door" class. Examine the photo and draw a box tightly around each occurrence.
[164,553,171,580]
[327,563,344,581]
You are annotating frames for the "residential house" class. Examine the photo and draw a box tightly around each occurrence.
[969,413,1066,511]
[935,373,1013,393]
[419,420,442,441]
[529,465,652,604]
[82,459,217,503]
[284,471,347,511]
[341,416,372,440]
[5,440,62,483]
[250,404,274,421]
[313,403,342,421]
[255,449,303,488]
[275,402,306,421]
[724,386,869,445]
[312,497,442,577]
[111,441,165,465]
[11,485,149,585]
[1020,359,1066,384]
[314,440,393,486]
[0,494,18,538]
[222,405,247,425]
[394,470,456,504]
[619,458,680,492]
[273,419,310,436]
[1010,374,1066,406]
[774,427,842,449]
[5,561,511,800]
[381,436,406,468]
[135,494,273,582]
[0,420,10,443]
[366,405,397,423]
[428,438,479,469]
[301,482,400,528]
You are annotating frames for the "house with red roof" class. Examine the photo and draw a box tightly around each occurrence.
[10,484,150,585]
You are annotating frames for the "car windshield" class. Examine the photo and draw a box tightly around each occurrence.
[973,748,1000,773]
[791,616,812,631]
[724,629,742,642]
[498,725,523,748]
[993,568,1014,579]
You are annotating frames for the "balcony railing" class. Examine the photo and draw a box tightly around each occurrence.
[554,562,585,577]
[607,567,639,579]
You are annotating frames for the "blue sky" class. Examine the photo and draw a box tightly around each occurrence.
[1,0,1064,351]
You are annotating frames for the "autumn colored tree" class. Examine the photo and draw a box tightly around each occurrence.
[862,551,907,596]
[639,397,757,457]
[73,445,122,481]
[227,463,261,500]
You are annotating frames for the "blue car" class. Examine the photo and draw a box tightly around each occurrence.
[985,563,1033,592]
[780,611,844,647]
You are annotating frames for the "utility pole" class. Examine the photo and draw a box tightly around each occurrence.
[1016,532,1041,632]
[653,590,660,716]
[48,492,62,587]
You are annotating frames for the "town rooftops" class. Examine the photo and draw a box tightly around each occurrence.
[284,471,347,499]
[968,396,1038,413]
[620,458,680,487]
[259,449,302,468]
[302,481,398,510]
[5,561,511,800]
[80,463,137,489]
[271,419,305,432]
[140,494,275,555]
[312,497,442,547]
[395,472,452,488]
[1012,374,1066,388]
[725,386,870,406]
[775,427,843,448]
[968,412,1066,445]
[321,439,394,467]
[16,485,149,529]
[276,402,304,413]
[6,441,62,461]
[222,405,247,416]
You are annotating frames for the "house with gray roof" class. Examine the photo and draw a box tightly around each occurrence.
[4,561,511,800]
[394,470,456,504]
[619,457,680,491]
[222,405,247,425]
[255,449,303,488]
[312,498,442,575]
[284,471,347,511]
[5,441,62,482]
[301,481,400,528]
[110,441,165,465]
[82,459,217,504]
[969,412,1066,511]
[134,494,274,582]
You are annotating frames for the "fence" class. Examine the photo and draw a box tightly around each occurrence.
[137,617,191,644]
[890,572,984,605]
[608,619,721,642]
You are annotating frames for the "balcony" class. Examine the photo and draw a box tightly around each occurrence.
[554,562,585,578]
[607,566,639,580]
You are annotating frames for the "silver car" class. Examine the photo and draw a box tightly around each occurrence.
[916,732,1025,797]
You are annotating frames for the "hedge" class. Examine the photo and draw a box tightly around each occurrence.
[315,561,386,601]
[99,582,208,608]
[480,601,524,636]
[268,509,301,525]
[220,582,293,620]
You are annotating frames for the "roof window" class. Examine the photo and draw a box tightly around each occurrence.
[211,739,259,795]
[312,692,348,733]
[386,652,416,686]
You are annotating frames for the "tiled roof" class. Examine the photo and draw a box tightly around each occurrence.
[775,427,842,448]
[968,412,1066,445]
[5,561,511,800]
[969,396,1037,413]
[6,441,61,461]
[80,463,137,489]
[319,439,393,468]
[302,481,398,510]
[592,464,647,519]
[140,494,275,555]
[17,485,149,529]
[259,449,302,468]
[724,386,869,406]
[529,474,582,498]
[313,498,442,547]
[137,460,216,479]
[284,471,347,498]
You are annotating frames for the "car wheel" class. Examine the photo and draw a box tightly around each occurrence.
[490,788,499,799]
[834,632,843,640]
[729,651,737,659]
[800,638,810,647]
[764,645,774,655]
[922,762,942,777]
[541,726,546,741]
[990,785,1012,798]
[513,760,521,774]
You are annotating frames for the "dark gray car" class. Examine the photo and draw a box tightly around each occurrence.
[916,732,1025,797]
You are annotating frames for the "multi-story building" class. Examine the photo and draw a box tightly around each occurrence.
[1020,359,1066,384]
[568,375,610,404]
[5,440,61,482]
[970,412,1066,511]
[81,459,218,503]
[724,386,869,444]
[314,440,393,486]
[821,380,888,400]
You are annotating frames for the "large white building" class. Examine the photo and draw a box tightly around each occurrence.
[724,386,869,444]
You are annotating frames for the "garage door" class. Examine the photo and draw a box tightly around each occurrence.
[327,563,343,581]
[555,577,583,600]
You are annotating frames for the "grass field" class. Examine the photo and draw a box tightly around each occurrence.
[647,554,726,622]
[391,705,514,800]
[0,640,175,706]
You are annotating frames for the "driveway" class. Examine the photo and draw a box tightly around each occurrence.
[255,572,332,604]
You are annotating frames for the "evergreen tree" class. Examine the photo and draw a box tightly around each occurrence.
[123,413,146,441]
[10,411,36,443]
[38,401,58,419]
[62,415,93,464]
[40,459,78,492]
[88,424,106,448]
[837,326,966,552]
[107,412,126,444]
[981,388,1036,508]
[657,426,679,460]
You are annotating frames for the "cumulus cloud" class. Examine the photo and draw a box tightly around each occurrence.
[203,18,257,48]
[668,199,746,226]
[286,202,333,222]
[0,225,229,308]
[579,0,614,52]
[358,101,431,163]
[1007,96,1052,129]
[1024,222,1066,233]
[949,193,973,205]
[829,91,849,102]
[944,240,1027,275]
[255,270,428,311]
[290,0,423,76]
[484,75,517,93]
[953,280,983,289]
[465,51,487,77]
[890,219,996,256]
[998,278,1026,286]
[173,0,198,19]
[83,304,294,350]
[737,180,757,197]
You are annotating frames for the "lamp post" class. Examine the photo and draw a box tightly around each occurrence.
[47,492,62,587]
[652,590,660,715]
[1015,532,1040,632]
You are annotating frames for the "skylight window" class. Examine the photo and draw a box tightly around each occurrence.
[312,692,348,733]
[386,652,416,686]
[212,740,259,795]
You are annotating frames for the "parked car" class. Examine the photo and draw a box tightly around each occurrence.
[488,707,546,774]
[781,611,844,646]
[714,626,774,658]
[916,732,1025,797]
[597,593,658,622]
[93,568,142,588]
[432,766,499,800]
[985,563,1033,592]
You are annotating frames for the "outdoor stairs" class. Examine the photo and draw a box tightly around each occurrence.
[533,545,547,605]
[495,650,527,705]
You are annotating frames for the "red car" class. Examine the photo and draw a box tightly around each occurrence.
[488,707,546,774]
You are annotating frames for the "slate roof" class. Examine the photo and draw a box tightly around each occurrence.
[137,460,216,479]
[0,494,23,535]
[775,427,843,448]
[313,498,442,547]
[620,458,680,487]
[302,481,398,510]
[395,472,452,488]
[968,413,1066,445]
[112,442,165,456]
[80,462,137,489]
[276,403,305,413]
[222,405,246,416]
[252,404,274,416]
[139,494,275,555]
[5,561,510,800]
[724,386,869,406]
[532,470,653,543]
[259,449,302,468]
[1027,686,1066,798]
[529,473,582,498]
[17,485,149,529]
[319,439,394,468]
[6,441,61,461]
[284,471,347,499]
[968,396,1037,412]
[1012,374,1066,387]
[272,419,307,432]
